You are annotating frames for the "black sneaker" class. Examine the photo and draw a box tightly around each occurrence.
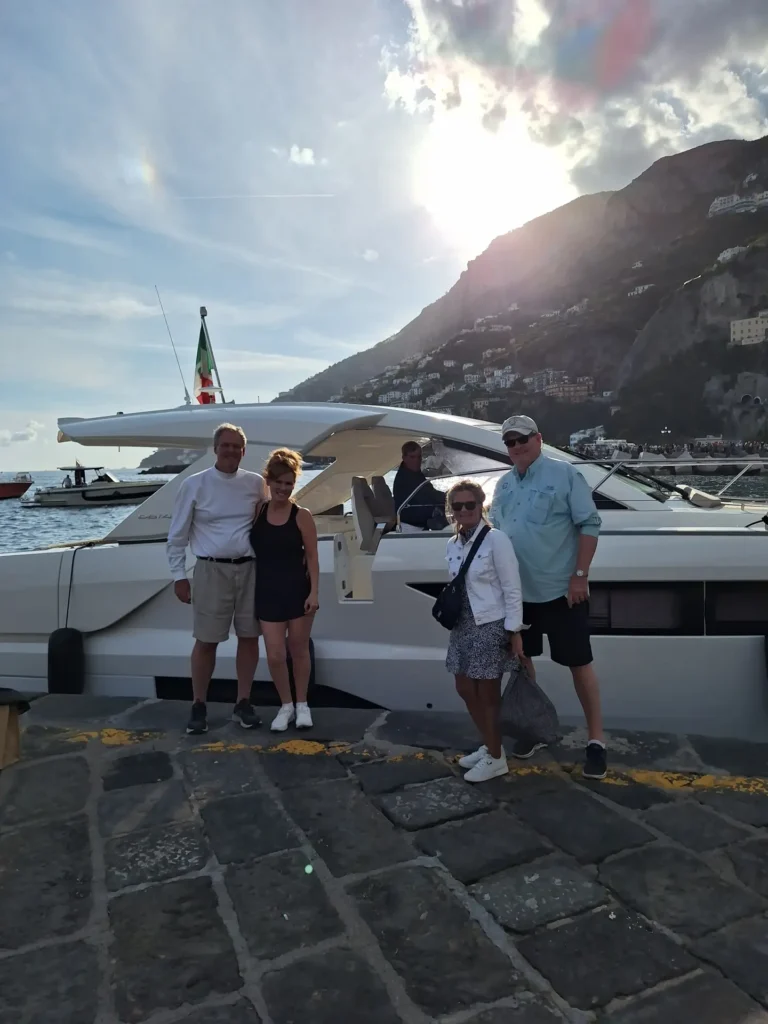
[583,742,608,780]
[186,701,208,735]
[512,738,548,759]
[232,699,261,730]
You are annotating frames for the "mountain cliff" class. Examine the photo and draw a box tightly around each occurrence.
[278,136,768,422]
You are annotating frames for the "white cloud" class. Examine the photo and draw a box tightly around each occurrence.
[362,248,379,262]
[0,420,45,446]
[289,144,316,166]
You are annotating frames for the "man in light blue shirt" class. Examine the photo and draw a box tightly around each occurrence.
[490,414,607,779]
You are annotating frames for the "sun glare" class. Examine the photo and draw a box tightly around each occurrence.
[414,105,577,258]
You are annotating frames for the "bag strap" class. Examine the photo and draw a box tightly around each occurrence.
[454,524,491,583]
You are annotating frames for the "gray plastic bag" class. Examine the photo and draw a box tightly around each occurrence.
[501,661,561,746]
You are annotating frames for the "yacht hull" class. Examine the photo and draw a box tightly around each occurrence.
[2,528,768,741]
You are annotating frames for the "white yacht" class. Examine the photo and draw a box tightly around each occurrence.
[23,465,166,508]
[2,402,768,740]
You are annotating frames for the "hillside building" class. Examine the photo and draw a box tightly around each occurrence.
[730,312,768,346]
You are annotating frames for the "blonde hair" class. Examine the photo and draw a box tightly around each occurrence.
[213,423,246,448]
[446,479,489,537]
[264,448,302,485]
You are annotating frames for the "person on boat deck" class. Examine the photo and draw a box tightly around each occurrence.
[250,448,319,733]
[393,441,445,533]
[62,474,73,488]
[446,480,524,783]
[167,423,266,735]
[489,414,607,781]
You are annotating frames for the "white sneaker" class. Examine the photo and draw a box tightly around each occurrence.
[295,703,313,730]
[459,744,488,769]
[271,704,295,732]
[464,753,509,784]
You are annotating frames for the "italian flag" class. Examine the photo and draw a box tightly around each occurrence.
[194,323,217,404]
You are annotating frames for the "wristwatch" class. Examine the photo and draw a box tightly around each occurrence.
[574,569,587,578]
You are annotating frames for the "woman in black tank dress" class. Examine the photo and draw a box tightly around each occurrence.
[250,448,319,733]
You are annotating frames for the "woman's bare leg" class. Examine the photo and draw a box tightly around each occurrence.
[454,674,486,741]
[260,621,292,704]
[287,613,315,703]
[476,679,503,759]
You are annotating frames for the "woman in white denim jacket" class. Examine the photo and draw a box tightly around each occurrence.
[445,479,524,783]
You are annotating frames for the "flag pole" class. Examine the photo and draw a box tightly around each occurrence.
[199,306,227,404]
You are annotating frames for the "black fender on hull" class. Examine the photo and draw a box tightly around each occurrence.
[48,627,86,694]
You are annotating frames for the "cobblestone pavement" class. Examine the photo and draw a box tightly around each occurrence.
[1,696,768,1024]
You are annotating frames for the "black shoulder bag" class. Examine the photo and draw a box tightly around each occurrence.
[432,525,491,631]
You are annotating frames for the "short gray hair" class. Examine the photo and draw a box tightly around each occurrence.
[213,422,247,448]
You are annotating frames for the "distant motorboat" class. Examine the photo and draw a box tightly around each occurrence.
[23,465,166,508]
[0,472,33,500]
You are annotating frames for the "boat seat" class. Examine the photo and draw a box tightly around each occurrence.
[351,477,396,554]
[371,476,396,520]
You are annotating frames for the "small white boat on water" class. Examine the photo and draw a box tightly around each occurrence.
[23,465,166,508]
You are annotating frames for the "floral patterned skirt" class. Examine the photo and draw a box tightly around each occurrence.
[445,583,514,680]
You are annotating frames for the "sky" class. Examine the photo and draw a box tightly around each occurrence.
[1,0,767,470]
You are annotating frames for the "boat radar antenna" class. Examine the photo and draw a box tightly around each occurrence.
[155,285,192,405]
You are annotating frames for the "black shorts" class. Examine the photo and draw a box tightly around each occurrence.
[522,597,593,668]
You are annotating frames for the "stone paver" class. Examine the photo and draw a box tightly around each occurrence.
[105,823,210,891]
[415,809,549,883]
[351,865,520,1015]
[20,724,88,759]
[97,779,194,837]
[27,694,140,721]
[727,838,768,896]
[200,793,299,864]
[554,727,684,769]
[0,817,92,950]
[373,709,479,751]
[603,972,768,1023]
[225,849,344,959]
[517,907,697,1010]
[0,755,90,827]
[470,863,608,932]
[695,916,768,1008]
[578,773,671,810]
[0,940,100,1024]
[378,776,496,830]
[109,876,242,1022]
[282,780,413,876]
[643,800,751,851]
[697,789,768,826]
[5,704,768,1024]
[482,767,571,803]
[258,749,348,789]
[599,844,763,938]
[688,734,768,777]
[467,1001,565,1024]
[262,947,402,1024]
[515,789,653,862]
[102,750,173,791]
[180,1000,263,1024]
[352,753,452,794]
[179,748,261,802]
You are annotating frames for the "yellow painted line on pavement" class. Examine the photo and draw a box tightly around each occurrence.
[179,738,768,798]
[60,728,163,747]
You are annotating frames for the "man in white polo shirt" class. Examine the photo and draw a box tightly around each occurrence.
[167,423,267,734]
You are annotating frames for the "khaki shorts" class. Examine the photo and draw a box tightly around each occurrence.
[192,559,260,643]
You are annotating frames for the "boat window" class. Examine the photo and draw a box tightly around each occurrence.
[589,583,705,635]
[705,582,768,635]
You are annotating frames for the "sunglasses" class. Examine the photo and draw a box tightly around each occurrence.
[451,501,478,512]
[504,433,535,448]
